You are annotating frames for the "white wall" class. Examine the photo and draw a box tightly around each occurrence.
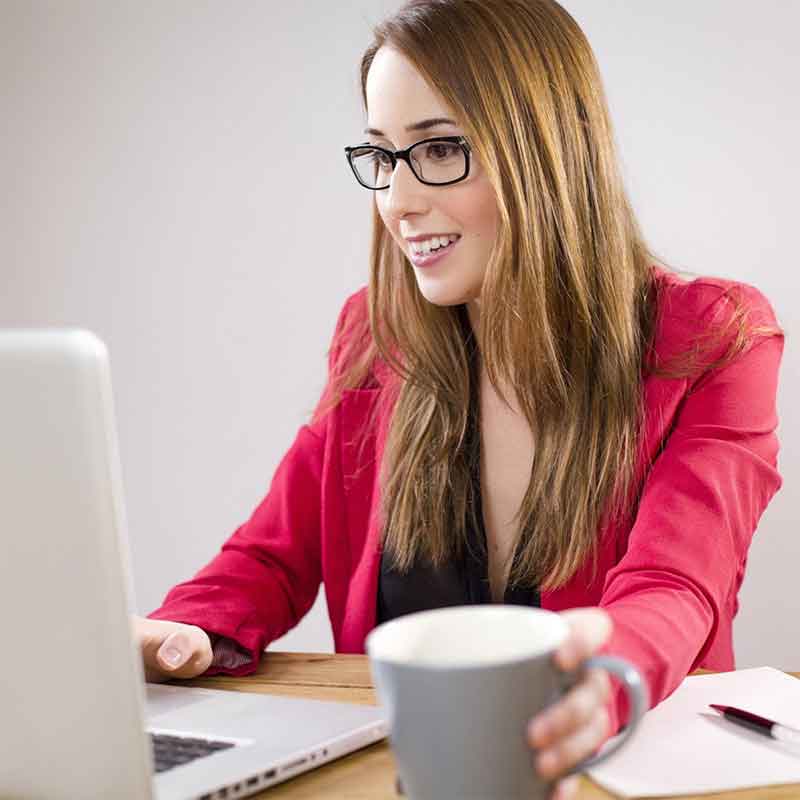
[2,1,798,668]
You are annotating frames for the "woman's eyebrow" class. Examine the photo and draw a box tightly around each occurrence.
[364,117,458,136]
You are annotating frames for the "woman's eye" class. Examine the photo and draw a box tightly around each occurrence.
[426,142,458,160]
[370,151,393,169]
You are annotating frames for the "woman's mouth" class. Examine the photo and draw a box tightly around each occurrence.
[408,234,461,268]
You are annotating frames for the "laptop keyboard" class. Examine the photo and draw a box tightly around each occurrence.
[149,732,236,773]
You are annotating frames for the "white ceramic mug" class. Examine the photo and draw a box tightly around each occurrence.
[367,605,647,800]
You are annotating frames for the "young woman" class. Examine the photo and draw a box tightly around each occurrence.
[136,1,784,796]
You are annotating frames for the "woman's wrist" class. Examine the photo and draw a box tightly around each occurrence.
[207,633,253,670]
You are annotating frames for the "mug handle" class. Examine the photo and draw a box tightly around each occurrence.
[557,655,649,775]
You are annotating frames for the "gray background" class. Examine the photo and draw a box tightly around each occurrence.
[2,1,798,668]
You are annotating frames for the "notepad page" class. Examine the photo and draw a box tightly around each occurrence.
[585,667,800,798]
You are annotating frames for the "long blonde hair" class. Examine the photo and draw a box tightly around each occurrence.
[321,0,782,593]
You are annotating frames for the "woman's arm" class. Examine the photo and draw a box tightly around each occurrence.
[598,288,784,735]
[524,287,784,798]
[146,422,327,673]
[146,291,363,674]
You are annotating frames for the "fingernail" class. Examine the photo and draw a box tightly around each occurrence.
[162,647,185,667]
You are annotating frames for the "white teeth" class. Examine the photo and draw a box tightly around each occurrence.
[409,234,460,255]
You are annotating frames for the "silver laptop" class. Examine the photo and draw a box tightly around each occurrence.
[0,329,387,800]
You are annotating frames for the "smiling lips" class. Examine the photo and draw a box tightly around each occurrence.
[408,234,461,268]
[408,233,461,256]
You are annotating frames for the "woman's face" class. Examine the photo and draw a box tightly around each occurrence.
[365,46,499,312]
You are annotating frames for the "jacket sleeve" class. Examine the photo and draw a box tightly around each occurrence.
[146,291,362,675]
[597,288,784,736]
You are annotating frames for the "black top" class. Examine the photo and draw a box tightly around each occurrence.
[376,415,541,623]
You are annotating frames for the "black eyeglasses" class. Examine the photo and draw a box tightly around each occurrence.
[344,136,472,190]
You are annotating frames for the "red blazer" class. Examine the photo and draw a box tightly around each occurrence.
[148,266,784,738]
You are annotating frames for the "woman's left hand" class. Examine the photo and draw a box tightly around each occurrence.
[526,607,614,800]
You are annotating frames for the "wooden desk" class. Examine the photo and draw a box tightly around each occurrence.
[181,653,800,799]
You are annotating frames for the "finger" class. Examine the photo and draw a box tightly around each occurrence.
[135,617,193,659]
[169,645,214,679]
[549,774,581,800]
[137,619,174,671]
[156,630,212,678]
[133,616,168,650]
[535,706,610,781]
[136,618,212,681]
[529,668,611,748]
[555,608,612,671]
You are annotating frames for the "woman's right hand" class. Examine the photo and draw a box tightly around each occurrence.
[133,614,214,683]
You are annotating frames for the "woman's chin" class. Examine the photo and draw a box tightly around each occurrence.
[413,273,475,308]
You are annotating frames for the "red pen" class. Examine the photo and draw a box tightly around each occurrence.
[709,704,800,745]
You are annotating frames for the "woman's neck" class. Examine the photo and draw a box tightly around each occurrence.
[467,297,481,337]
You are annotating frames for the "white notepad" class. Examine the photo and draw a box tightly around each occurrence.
[586,667,800,797]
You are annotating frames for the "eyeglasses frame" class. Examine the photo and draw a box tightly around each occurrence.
[344,135,472,190]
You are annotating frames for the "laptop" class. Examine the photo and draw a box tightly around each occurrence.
[0,329,387,800]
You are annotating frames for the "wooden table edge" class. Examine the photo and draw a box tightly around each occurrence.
[175,654,800,800]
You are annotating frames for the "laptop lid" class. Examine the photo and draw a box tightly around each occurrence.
[0,330,388,800]
[0,330,154,800]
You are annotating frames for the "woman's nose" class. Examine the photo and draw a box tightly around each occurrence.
[383,158,429,221]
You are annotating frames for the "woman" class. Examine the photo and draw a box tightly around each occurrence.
[137,1,784,796]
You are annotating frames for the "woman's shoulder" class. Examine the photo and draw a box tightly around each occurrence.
[337,285,369,330]
[328,285,393,389]
[339,285,368,311]
[651,265,782,336]
[333,285,377,357]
